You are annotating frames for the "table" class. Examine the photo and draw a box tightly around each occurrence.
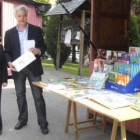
[32,81,140,140]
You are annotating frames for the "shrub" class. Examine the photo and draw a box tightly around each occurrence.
[129,15,140,46]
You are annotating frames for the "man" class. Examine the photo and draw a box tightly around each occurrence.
[4,5,49,134]
[0,45,8,135]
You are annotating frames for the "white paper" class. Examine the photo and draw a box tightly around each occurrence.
[24,40,35,52]
[64,30,72,47]
[12,51,36,72]
[44,83,67,91]
[75,31,80,40]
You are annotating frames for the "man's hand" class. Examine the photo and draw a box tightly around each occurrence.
[30,48,41,55]
[8,62,17,71]
[2,82,7,87]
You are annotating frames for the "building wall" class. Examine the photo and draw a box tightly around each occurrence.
[1,0,42,44]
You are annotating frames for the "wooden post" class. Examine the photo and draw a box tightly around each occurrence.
[56,15,62,70]
[78,10,85,76]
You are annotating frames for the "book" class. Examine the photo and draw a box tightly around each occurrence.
[106,50,112,61]
[117,51,126,60]
[93,59,105,72]
[106,50,117,64]
[108,72,117,83]
[123,64,131,76]
[114,62,124,74]
[88,72,108,90]
[129,46,140,56]
[121,52,132,62]
[116,73,129,86]
[103,64,114,73]
[118,59,129,64]
[130,56,140,65]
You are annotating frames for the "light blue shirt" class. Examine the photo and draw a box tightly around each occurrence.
[17,24,28,55]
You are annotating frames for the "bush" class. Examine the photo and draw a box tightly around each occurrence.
[129,15,140,46]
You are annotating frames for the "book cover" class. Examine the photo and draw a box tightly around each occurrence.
[88,72,108,90]
[93,59,105,72]
[121,52,132,61]
[106,50,118,64]
[129,47,140,56]
[103,64,113,73]
[106,50,112,61]
[130,56,140,65]
[123,64,131,76]
[108,72,117,83]
[117,51,126,60]
[114,62,124,74]
[116,73,129,86]
[118,59,129,64]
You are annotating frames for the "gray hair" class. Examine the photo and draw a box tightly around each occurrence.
[15,5,28,15]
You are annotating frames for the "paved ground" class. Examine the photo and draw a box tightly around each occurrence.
[1,67,140,140]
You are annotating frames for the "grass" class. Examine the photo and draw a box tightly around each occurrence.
[42,59,89,77]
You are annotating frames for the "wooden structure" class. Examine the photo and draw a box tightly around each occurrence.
[0,0,51,44]
[89,0,131,74]
[33,81,140,140]
[89,0,140,136]
[46,0,91,76]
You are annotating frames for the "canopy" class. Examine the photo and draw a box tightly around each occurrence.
[46,0,86,16]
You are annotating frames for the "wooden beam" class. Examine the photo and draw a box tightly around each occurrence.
[56,15,62,70]
[78,10,85,76]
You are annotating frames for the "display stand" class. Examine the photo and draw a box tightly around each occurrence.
[105,71,140,93]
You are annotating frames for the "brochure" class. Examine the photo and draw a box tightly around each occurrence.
[12,51,36,72]
[23,40,35,52]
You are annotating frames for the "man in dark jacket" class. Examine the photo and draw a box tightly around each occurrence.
[0,45,8,135]
[4,4,49,134]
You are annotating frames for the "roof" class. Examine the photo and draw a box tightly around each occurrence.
[16,0,52,14]
[17,0,49,5]
[46,0,86,16]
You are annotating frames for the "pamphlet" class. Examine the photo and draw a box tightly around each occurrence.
[23,40,35,52]
[12,51,36,72]
[64,29,72,47]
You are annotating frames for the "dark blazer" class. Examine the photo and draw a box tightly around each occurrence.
[4,24,46,78]
[0,45,7,83]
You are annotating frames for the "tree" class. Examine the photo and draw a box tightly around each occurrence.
[131,0,140,16]
[44,15,71,68]
[129,15,140,46]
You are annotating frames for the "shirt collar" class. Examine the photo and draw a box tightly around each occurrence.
[16,24,28,32]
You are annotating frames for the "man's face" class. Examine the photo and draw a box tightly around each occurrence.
[15,9,27,27]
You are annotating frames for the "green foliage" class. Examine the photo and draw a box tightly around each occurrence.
[35,0,49,3]
[131,0,140,16]
[44,15,71,68]
[129,15,140,46]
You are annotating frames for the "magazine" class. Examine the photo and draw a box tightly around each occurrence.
[89,92,134,109]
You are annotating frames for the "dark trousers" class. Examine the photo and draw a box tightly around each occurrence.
[0,85,2,131]
[14,67,48,126]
